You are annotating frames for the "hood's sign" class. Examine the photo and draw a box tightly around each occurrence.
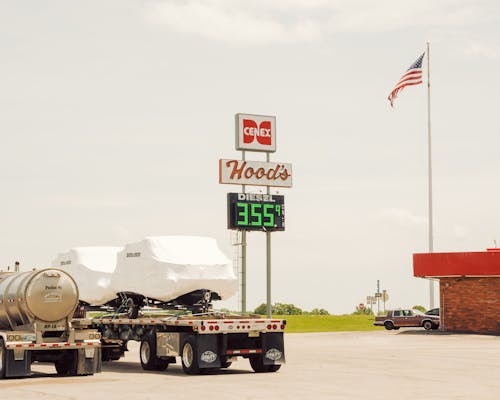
[219,159,292,188]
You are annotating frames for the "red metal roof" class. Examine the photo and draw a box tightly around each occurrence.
[413,251,500,277]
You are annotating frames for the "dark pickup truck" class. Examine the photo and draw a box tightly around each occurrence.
[374,309,440,330]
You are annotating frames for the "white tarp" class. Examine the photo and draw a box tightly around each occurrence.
[111,236,238,302]
[52,247,122,305]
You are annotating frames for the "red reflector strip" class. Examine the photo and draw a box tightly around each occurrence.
[223,321,234,324]
[6,342,98,350]
[207,321,218,324]
[271,320,281,323]
[227,349,262,355]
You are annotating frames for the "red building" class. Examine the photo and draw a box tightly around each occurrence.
[413,250,500,334]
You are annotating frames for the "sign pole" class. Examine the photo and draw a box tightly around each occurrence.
[266,152,272,318]
[241,151,247,314]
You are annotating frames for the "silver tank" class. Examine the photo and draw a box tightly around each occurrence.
[0,269,79,330]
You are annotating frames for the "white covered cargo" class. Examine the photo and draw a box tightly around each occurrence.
[111,236,237,302]
[52,247,122,305]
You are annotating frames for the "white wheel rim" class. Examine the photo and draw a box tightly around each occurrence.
[183,343,193,368]
[141,342,150,364]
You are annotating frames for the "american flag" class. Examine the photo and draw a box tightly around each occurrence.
[387,53,425,107]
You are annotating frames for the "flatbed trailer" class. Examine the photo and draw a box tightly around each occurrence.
[84,313,286,374]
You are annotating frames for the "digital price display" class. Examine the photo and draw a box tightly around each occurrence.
[227,193,285,231]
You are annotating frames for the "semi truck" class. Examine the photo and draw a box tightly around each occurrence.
[84,312,286,374]
[0,268,102,378]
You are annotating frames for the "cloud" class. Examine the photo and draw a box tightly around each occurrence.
[144,0,498,44]
[45,194,137,208]
[462,39,500,60]
[146,0,321,44]
[378,208,427,228]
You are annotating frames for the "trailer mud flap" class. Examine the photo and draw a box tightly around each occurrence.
[262,332,285,365]
[77,347,102,375]
[196,335,221,369]
[5,349,31,378]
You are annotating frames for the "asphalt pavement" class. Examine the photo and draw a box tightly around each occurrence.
[1,330,498,399]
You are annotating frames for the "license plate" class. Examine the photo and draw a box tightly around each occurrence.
[248,331,260,337]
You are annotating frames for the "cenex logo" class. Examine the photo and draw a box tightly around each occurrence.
[243,119,272,146]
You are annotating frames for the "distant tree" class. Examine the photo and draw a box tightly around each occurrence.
[254,303,303,315]
[309,308,330,315]
[273,303,303,315]
[412,305,426,313]
[352,306,373,315]
[254,303,267,315]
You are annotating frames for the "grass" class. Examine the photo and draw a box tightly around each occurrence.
[274,314,384,333]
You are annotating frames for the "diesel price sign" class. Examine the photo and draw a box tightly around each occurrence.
[227,193,285,231]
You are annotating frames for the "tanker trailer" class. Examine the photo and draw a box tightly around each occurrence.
[0,268,101,378]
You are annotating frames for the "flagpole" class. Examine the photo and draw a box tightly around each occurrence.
[427,42,435,309]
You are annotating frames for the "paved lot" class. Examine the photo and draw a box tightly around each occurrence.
[1,330,498,399]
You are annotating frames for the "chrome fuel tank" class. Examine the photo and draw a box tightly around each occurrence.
[0,269,79,330]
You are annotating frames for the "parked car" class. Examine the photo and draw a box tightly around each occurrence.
[425,307,440,316]
[374,309,440,330]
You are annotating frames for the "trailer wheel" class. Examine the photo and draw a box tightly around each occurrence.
[55,351,78,376]
[140,336,168,371]
[0,338,6,379]
[181,336,200,375]
[249,355,281,373]
[125,298,139,319]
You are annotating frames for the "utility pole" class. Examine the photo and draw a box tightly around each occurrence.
[376,280,381,315]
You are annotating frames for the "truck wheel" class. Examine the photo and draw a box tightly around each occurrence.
[140,336,168,371]
[125,298,139,319]
[384,321,394,330]
[220,360,232,369]
[0,338,6,379]
[423,320,433,330]
[55,351,78,376]
[249,355,281,373]
[181,336,200,375]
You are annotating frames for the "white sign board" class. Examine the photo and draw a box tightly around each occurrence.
[219,159,292,188]
[235,113,276,153]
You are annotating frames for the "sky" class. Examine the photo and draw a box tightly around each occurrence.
[1,0,499,314]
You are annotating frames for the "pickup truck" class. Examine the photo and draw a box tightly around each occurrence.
[374,309,439,331]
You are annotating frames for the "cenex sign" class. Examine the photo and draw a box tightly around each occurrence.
[219,159,292,188]
[235,113,276,153]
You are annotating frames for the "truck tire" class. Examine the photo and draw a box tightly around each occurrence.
[140,336,168,371]
[0,338,6,379]
[181,336,200,375]
[384,321,394,330]
[423,320,433,330]
[125,298,139,319]
[55,351,78,376]
[249,355,281,373]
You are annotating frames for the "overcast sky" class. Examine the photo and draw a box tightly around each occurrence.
[1,0,499,314]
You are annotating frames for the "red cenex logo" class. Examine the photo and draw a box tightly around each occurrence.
[243,119,272,145]
[236,113,276,152]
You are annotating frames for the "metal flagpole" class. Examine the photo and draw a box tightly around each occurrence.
[427,42,435,309]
